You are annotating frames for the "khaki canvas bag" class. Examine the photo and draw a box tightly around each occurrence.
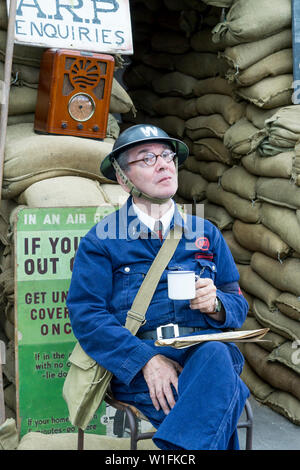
[63,225,183,430]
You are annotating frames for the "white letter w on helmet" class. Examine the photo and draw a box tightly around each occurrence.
[140,126,159,137]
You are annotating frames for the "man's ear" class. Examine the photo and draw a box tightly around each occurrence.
[116,171,131,194]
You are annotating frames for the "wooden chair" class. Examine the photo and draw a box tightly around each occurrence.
[77,395,253,450]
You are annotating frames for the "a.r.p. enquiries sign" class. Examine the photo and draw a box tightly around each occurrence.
[7,0,133,54]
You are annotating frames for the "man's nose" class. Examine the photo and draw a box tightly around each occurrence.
[155,154,169,169]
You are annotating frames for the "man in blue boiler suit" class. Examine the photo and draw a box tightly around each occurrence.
[66,124,249,450]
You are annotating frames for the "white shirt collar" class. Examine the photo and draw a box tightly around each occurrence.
[132,200,175,235]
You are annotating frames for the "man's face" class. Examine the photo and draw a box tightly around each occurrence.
[122,142,178,200]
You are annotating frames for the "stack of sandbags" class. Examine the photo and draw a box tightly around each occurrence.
[0,0,43,124]
[0,200,19,420]
[0,0,133,421]
[213,0,292,104]
[123,0,300,425]
[122,0,246,213]
[205,0,300,424]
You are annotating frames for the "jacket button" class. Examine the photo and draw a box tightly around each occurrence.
[124,267,130,272]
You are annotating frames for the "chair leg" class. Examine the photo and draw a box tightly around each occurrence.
[78,428,84,450]
[237,398,254,450]
[124,407,139,450]
[244,398,253,450]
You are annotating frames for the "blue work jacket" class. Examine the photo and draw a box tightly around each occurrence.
[67,197,248,388]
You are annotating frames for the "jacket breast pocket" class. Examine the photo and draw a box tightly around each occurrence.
[195,258,217,281]
[113,264,149,310]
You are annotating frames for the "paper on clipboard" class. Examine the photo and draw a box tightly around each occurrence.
[154,328,270,349]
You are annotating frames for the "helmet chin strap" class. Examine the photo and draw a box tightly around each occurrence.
[111,158,178,205]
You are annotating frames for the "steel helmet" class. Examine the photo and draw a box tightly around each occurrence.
[100,124,189,181]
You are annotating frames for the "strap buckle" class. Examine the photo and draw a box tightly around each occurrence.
[156,323,179,340]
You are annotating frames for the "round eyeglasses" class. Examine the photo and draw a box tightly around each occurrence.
[128,150,176,167]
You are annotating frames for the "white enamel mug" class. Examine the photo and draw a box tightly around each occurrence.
[167,270,198,300]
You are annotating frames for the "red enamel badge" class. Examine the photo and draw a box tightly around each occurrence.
[195,237,210,251]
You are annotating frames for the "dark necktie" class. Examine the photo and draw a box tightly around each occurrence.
[154,220,163,241]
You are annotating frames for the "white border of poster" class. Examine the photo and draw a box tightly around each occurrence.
[7,0,133,54]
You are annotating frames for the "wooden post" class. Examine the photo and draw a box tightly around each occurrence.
[0,0,18,201]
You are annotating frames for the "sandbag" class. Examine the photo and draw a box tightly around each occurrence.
[264,105,300,148]
[195,94,246,125]
[7,114,35,125]
[0,419,19,450]
[151,31,190,54]
[275,292,300,322]
[3,124,113,199]
[260,203,300,254]
[203,200,234,230]
[153,97,198,119]
[240,360,274,402]
[294,146,300,185]
[99,184,129,206]
[7,86,37,116]
[184,157,229,181]
[138,115,185,138]
[241,342,300,402]
[224,118,266,157]
[152,71,198,97]
[264,391,300,426]
[220,29,292,71]
[17,177,111,207]
[175,52,228,79]
[201,0,233,6]
[233,220,291,260]
[237,265,281,310]
[17,431,158,450]
[251,252,300,297]
[269,341,300,376]
[185,114,229,140]
[141,51,176,71]
[223,230,252,264]
[235,75,293,109]
[212,0,292,46]
[0,0,7,30]
[220,166,257,200]
[227,49,293,87]
[245,104,281,130]
[122,64,163,89]
[193,76,234,97]
[0,30,44,67]
[0,199,18,245]
[129,89,159,116]
[110,78,136,114]
[177,169,207,202]
[240,316,286,352]
[193,138,234,165]
[242,151,294,179]
[190,28,227,53]
[254,298,300,342]
[206,183,261,223]
[256,177,300,210]
[0,61,40,87]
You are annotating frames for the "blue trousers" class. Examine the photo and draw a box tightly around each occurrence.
[112,341,249,450]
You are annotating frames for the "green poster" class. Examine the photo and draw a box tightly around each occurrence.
[14,206,116,437]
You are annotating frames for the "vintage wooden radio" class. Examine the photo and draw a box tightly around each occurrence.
[34,49,115,139]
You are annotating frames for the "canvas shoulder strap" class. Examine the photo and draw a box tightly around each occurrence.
[124,224,182,335]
